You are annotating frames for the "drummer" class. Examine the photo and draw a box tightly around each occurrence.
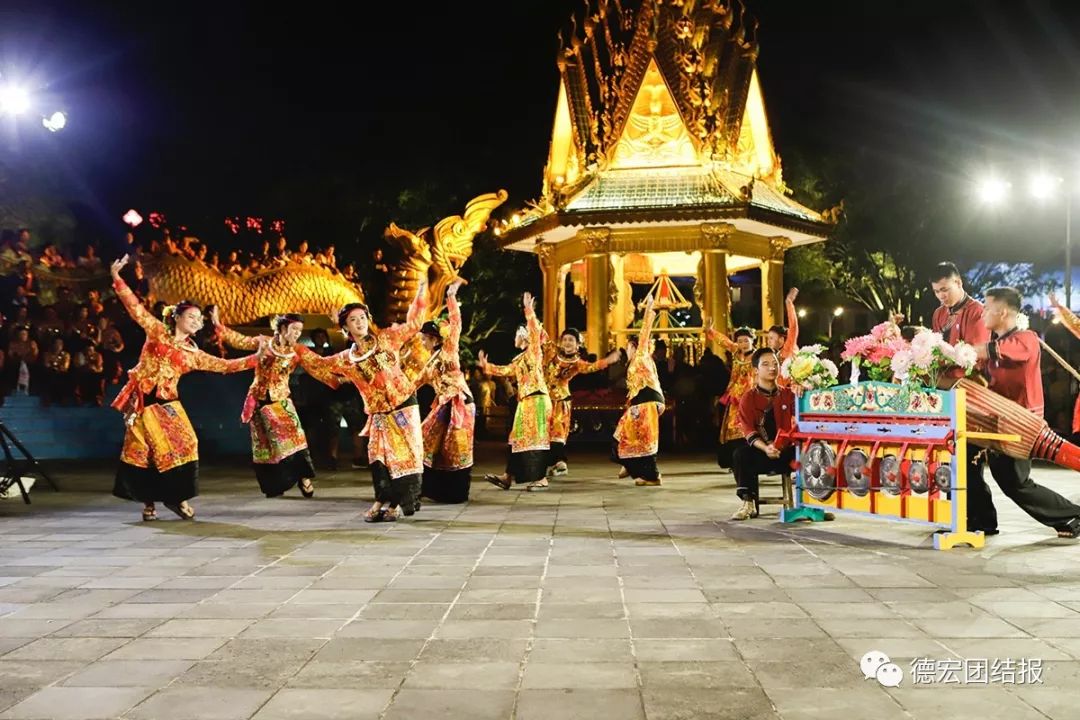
[972,287,1080,539]
[729,348,796,521]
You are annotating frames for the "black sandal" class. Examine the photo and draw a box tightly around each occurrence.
[141,506,157,522]
[1055,518,1080,539]
[382,506,400,522]
[299,479,315,498]
[163,502,195,520]
[485,474,511,490]
[363,507,384,523]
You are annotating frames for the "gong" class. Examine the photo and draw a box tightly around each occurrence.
[879,454,901,496]
[802,441,837,501]
[842,449,871,497]
[933,463,952,497]
[908,460,930,494]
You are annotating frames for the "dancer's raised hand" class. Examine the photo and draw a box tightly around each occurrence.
[110,254,129,280]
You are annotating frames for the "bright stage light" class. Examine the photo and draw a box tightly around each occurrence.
[0,84,31,115]
[42,111,66,132]
[975,176,1010,204]
[1029,173,1062,201]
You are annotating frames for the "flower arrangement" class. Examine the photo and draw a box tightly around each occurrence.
[840,321,906,382]
[890,329,977,388]
[780,344,840,394]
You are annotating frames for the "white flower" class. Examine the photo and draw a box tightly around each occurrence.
[891,349,913,376]
[798,344,826,356]
[952,342,977,371]
[1016,312,1030,331]
[780,357,793,379]
[821,358,839,378]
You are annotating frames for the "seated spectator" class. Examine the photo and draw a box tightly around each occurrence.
[223,250,243,274]
[5,326,38,394]
[65,304,98,354]
[77,244,103,270]
[41,336,71,406]
[86,289,104,319]
[98,315,125,384]
[38,243,65,269]
[75,342,105,406]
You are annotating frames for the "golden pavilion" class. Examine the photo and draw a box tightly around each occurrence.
[495,0,835,357]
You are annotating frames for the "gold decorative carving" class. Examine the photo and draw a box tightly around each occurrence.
[383,190,508,321]
[145,254,365,326]
[701,223,735,250]
[768,236,792,260]
[536,241,557,269]
[579,227,612,254]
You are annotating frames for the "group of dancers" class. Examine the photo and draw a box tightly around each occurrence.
[108,252,471,523]
[105,249,1080,538]
[106,253,669,524]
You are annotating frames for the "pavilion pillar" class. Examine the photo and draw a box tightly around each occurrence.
[701,224,735,353]
[761,236,792,330]
[537,243,559,337]
[581,228,612,356]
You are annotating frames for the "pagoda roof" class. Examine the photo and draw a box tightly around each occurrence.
[497,164,830,250]
[497,0,837,254]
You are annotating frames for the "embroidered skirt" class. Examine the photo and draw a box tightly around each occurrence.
[549,397,572,445]
[113,400,199,504]
[250,398,315,497]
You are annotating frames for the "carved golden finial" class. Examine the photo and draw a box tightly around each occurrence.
[739,177,755,201]
[821,200,845,224]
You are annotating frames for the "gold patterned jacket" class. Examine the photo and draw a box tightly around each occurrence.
[483,301,548,399]
[111,277,257,422]
[542,342,612,401]
[302,291,427,415]
[217,326,340,422]
[627,303,664,402]
[419,292,471,403]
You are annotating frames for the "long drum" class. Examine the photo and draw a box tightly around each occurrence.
[954,378,1080,471]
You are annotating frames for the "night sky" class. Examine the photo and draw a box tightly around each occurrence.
[4,0,1080,252]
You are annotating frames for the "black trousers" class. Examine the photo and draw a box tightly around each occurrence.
[550,441,567,464]
[968,452,1080,530]
[733,443,795,502]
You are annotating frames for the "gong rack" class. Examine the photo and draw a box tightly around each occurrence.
[779,381,990,550]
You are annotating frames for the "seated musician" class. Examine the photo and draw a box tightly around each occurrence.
[731,348,796,521]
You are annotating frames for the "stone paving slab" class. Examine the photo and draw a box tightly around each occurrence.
[2,448,1080,718]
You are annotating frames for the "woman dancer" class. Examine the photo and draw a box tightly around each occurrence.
[542,329,620,477]
[211,310,336,498]
[478,292,552,491]
[109,255,259,521]
[416,281,474,503]
[706,322,756,472]
[613,295,665,486]
[303,284,428,522]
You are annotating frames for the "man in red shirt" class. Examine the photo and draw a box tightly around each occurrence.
[929,262,994,533]
[930,262,990,349]
[731,348,796,521]
[972,287,1080,538]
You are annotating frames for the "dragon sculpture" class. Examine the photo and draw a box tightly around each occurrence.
[144,254,366,325]
[383,190,507,322]
[137,189,507,325]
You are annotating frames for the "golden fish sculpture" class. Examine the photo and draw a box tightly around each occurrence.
[383,189,508,322]
[144,254,365,325]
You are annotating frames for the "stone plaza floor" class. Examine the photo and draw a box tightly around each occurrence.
[1,442,1080,719]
